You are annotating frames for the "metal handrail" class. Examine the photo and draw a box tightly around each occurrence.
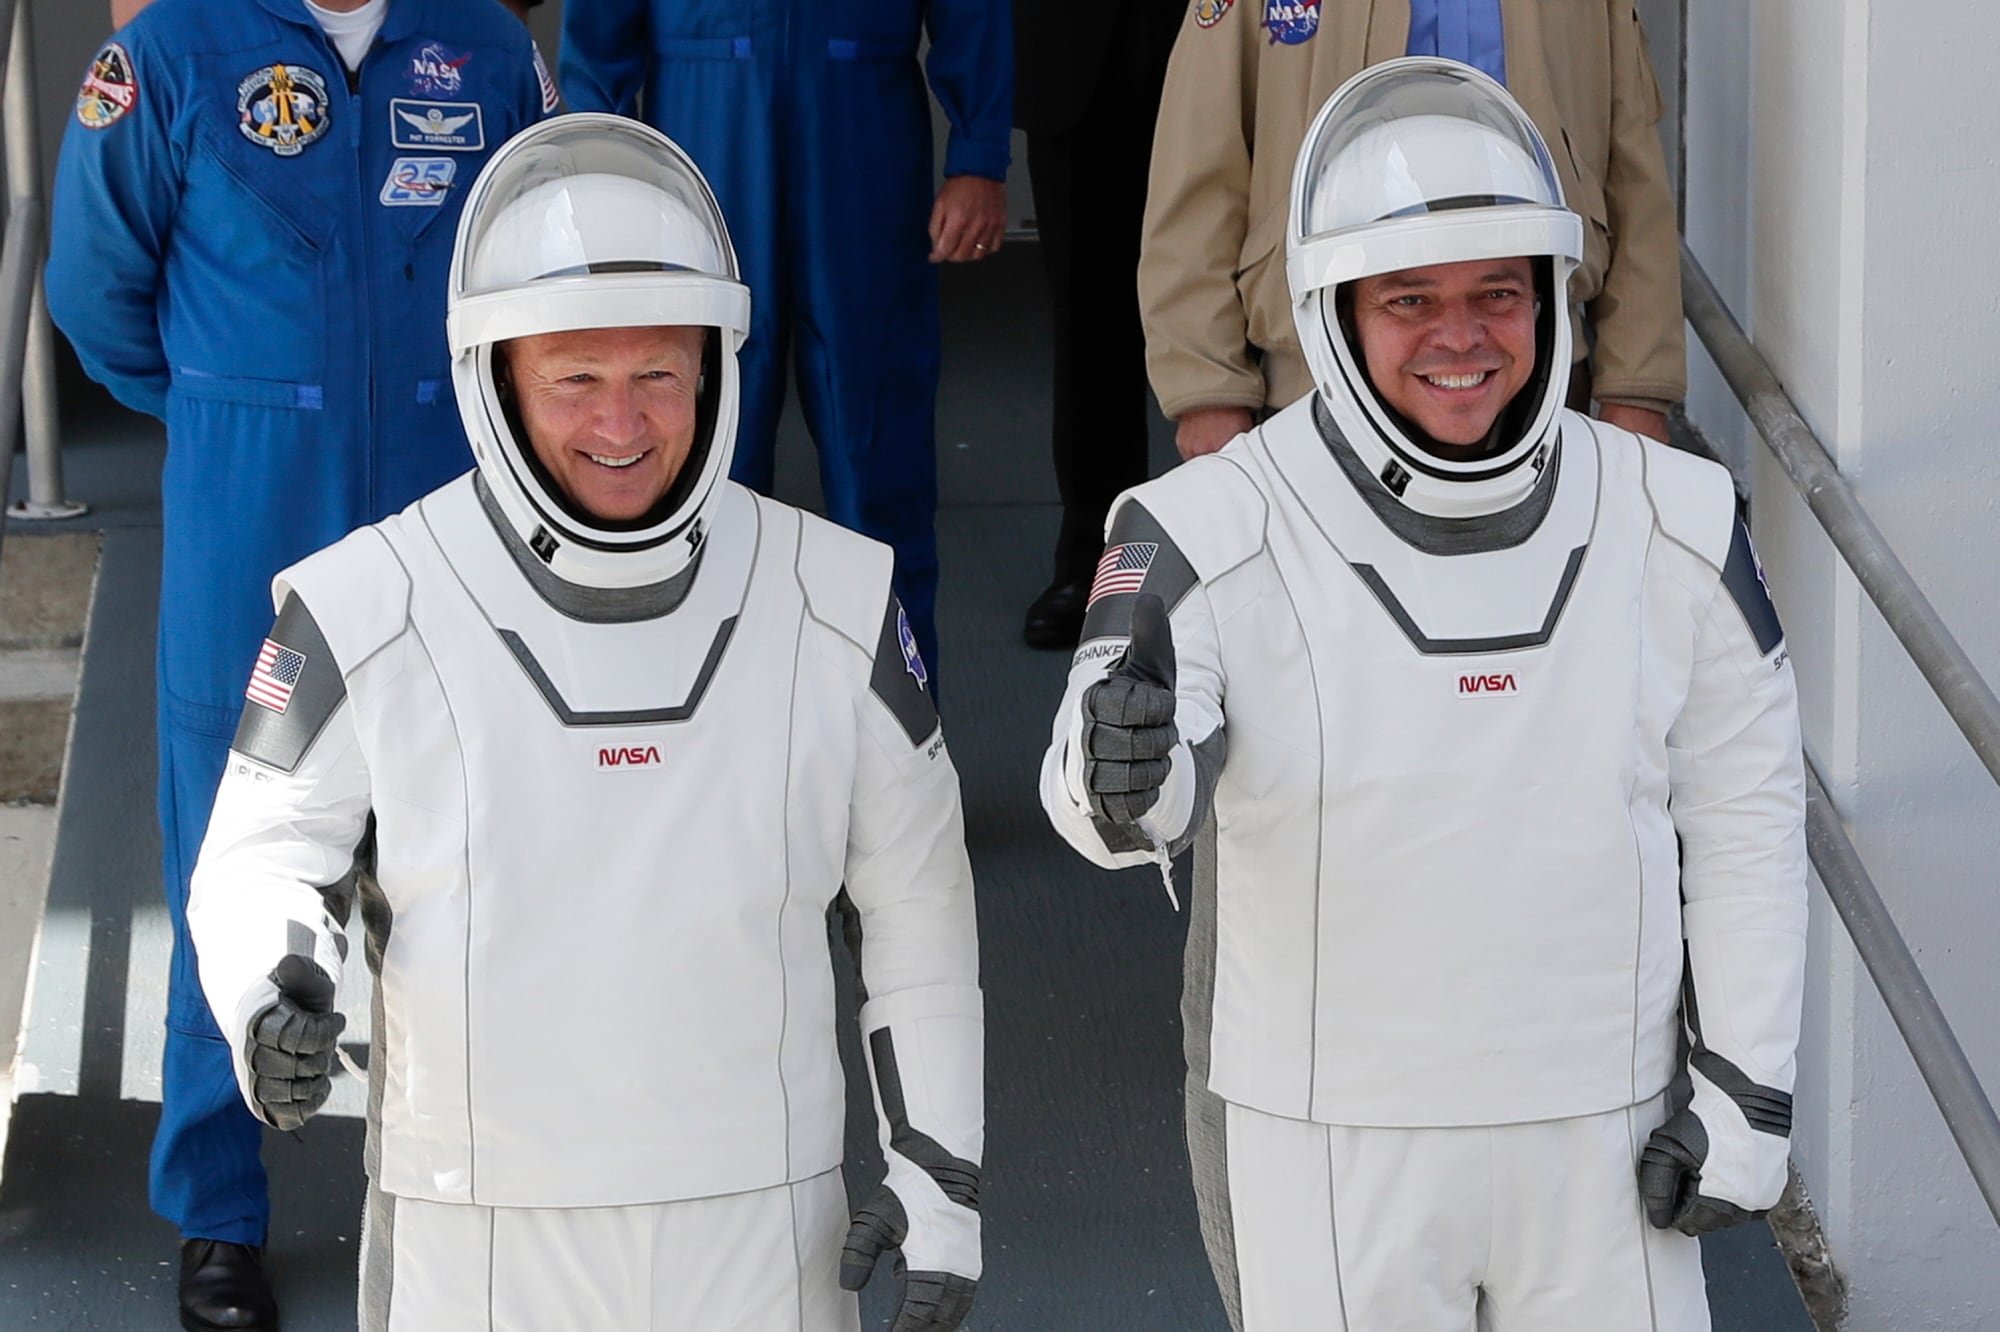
[1803,760,2000,1226]
[1682,243,2000,789]
[0,194,42,524]
[1681,240,2000,1226]
[0,0,75,558]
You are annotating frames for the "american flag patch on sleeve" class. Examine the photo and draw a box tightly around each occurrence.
[1087,542,1160,606]
[246,638,306,714]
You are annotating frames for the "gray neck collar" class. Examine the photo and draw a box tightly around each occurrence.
[1312,395,1559,556]
[473,474,702,623]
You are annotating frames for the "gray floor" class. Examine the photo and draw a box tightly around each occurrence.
[0,248,1814,1330]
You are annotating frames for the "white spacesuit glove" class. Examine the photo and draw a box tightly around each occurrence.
[243,954,346,1132]
[844,985,983,1332]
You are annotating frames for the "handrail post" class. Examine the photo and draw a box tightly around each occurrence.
[3,0,82,524]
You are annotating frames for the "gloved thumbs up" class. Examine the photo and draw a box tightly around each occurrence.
[1080,594,1179,826]
[272,952,336,1013]
[1116,592,1177,693]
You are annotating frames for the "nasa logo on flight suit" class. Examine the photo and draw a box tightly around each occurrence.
[1262,0,1321,45]
[76,42,139,130]
[1193,0,1235,28]
[408,41,471,97]
[237,63,331,157]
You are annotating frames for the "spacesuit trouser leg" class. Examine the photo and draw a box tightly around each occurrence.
[1203,1097,1709,1332]
[150,698,269,1245]
[359,1168,860,1332]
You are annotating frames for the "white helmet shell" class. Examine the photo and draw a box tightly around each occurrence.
[447,114,752,588]
[1286,59,1584,519]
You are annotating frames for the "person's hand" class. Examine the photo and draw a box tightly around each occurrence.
[1637,1106,1769,1237]
[841,1186,978,1332]
[1597,402,1670,443]
[245,954,345,1131]
[1175,406,1254,460]
[928,176,1006,264]
[1079,594,1178,826]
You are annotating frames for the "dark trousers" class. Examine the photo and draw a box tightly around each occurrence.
[1026,52,1165,586]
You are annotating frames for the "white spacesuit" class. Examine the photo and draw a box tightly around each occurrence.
[1040,61,1807,1332]
[188,116,983,1332]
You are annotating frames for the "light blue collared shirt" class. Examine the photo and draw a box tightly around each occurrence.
[1407,0,1508,87]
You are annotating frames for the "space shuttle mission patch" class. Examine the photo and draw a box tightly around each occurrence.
[76,43,138,130]
[1193,0,1235,27]
[238,63,332,157]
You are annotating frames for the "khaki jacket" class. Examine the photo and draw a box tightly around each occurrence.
[1140,0,1685,419]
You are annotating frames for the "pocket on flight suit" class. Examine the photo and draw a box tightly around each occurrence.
[177,130,335,399]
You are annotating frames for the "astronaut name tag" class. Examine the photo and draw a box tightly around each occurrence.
[381,156,457,206]
[390,98,485,151]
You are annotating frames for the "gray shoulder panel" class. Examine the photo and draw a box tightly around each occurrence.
[1076,501,1201,646]
[870,596,939,748]
[231,594,347,775]
[1720,519,1785,656]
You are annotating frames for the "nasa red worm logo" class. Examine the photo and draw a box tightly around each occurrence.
[1457,672,1520,698]
[597,744,664,770]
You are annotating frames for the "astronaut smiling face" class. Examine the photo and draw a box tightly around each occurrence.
[1348,256,1539,452]
[503,325,708,523]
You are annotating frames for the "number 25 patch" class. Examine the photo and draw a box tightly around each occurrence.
[380,156,456,206]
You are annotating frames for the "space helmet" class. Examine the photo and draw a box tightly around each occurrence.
[1286,58,1583,518]
[447,114,751,586]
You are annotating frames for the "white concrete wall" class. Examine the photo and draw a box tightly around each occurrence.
[1675,1,2000,1325]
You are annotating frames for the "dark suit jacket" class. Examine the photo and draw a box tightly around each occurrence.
[1013,0,1183,135]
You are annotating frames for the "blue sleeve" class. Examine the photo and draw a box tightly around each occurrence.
[558,0,650,117]
[47,32,180,421]
[923,0,1013,181]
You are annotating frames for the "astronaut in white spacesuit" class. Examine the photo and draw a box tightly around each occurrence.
[186,115,983,1332]
[1040,59,1808,1332]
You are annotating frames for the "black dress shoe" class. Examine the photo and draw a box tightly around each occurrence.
[1023,578,1088,649]
[180,1239,279,1332]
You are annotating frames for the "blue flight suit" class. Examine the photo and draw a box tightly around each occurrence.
[47,0,550,1246]
[560,0,1013,675]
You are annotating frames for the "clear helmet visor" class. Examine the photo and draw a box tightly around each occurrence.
[1288,58,1579,296]
[449,115,750,352]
